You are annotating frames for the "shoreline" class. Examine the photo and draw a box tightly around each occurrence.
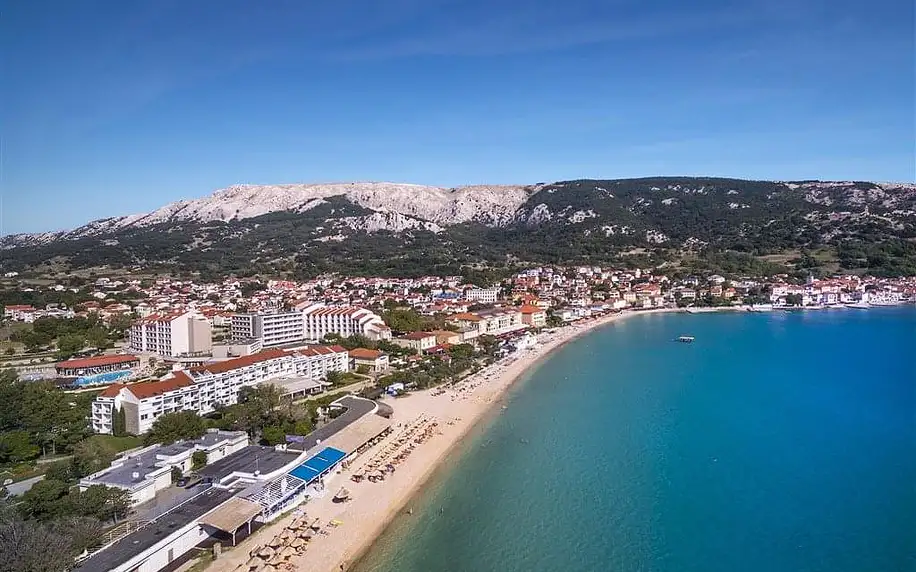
[206,306,737,572]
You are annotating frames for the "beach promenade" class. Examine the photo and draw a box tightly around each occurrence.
[205,307,733,572]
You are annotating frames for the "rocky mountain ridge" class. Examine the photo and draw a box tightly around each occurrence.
[2,177,914,278]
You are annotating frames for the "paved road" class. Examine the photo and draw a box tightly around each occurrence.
[5,474,44,496]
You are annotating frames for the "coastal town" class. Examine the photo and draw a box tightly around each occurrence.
[0,267,913,572]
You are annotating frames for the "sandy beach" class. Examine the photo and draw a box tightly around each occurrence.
[207,306,734,572]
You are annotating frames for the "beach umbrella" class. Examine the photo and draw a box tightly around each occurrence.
[245,555,263,568]
[258,546,275,558]
[268,553,285,566]
[310,517,321,530]
[280,546,296,559]
[267,537,283,548]
[290,538,305,548]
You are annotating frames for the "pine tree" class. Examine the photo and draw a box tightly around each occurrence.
[112,406,127,437]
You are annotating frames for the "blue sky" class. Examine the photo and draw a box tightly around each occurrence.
[2,0,914,233]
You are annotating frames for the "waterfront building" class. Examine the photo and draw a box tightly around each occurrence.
[91,346,348,434]
[79,430,249,506]
[519,305,547,328]
[75,396,388,572]
[129,311,212,357]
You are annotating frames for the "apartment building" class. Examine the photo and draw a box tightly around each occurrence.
[231,310,305,347]
[231,304,391,346]
[464,287,500,304]
[300,303,391,341]
[391,331,437,352]
[91,346,348,434]
[348,348,390,373]
[451,308,526,336]
[519,305,547,328]
[129,311,213,357]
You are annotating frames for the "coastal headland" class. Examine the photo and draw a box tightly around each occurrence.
[205,306,737,572]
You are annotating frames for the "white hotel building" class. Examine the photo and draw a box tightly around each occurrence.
[231,304,390,346]
[91,346,349,435]
[301,303,391,342]
[129,310,213,357]
[231,310,306,347]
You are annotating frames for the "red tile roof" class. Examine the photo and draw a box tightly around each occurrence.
[451,312,482,321]
[349,348,383,359]
[128,373,194,399]
[518,305,544,314]
[99,383,126,397]
[190,349,288,375]
[401,331,435,340]
[189,346,347,376]
[56,354,140,369]
[108,373,194,400]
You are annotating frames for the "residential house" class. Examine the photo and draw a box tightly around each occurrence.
[348,348,390,373]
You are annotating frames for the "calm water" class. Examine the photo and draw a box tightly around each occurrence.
[354,308,916,572]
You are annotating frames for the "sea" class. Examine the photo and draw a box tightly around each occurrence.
[353,308,916,572]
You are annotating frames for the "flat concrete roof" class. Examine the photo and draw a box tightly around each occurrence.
[322,414,391,454]
[198,446,300,481]
[84,431,246,489]
[87,448,163,488]
[299,395,376,452]
[76,487,236,572]
[269,375,328,396]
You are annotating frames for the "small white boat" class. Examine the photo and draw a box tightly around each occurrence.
[847,302,871,309]
[677,336,695,343]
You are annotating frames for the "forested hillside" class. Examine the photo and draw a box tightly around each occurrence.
[3,178,914,278]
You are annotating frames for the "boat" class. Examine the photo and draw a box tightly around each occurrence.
[677,336,695,343]
[803,304,826,310]
[847,302,870,309]
[870,299,902,307]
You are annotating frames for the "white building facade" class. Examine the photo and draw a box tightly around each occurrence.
[300,304,391,341]
[230,311,306,346]
[464,287,500,304]
[129,311,213,357]
[91,346,349,435]
[231,305,391,346]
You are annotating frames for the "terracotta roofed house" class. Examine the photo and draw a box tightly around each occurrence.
[518,305,547,328]
[390,331,437,352]
[348,348,390,373]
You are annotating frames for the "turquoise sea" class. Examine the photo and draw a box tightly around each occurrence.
[353,308,916,572]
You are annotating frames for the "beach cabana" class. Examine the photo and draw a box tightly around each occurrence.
[199,497,263,546]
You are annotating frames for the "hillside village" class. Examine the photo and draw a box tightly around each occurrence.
[3,267,914,387]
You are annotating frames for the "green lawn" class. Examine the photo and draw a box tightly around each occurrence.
[84,434,143,453]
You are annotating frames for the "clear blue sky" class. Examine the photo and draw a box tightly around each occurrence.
[2,0,914,234]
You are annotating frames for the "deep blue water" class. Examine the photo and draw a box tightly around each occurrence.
[354,308,916,572]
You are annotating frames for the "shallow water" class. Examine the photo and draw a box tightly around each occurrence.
[355,308,916,572]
